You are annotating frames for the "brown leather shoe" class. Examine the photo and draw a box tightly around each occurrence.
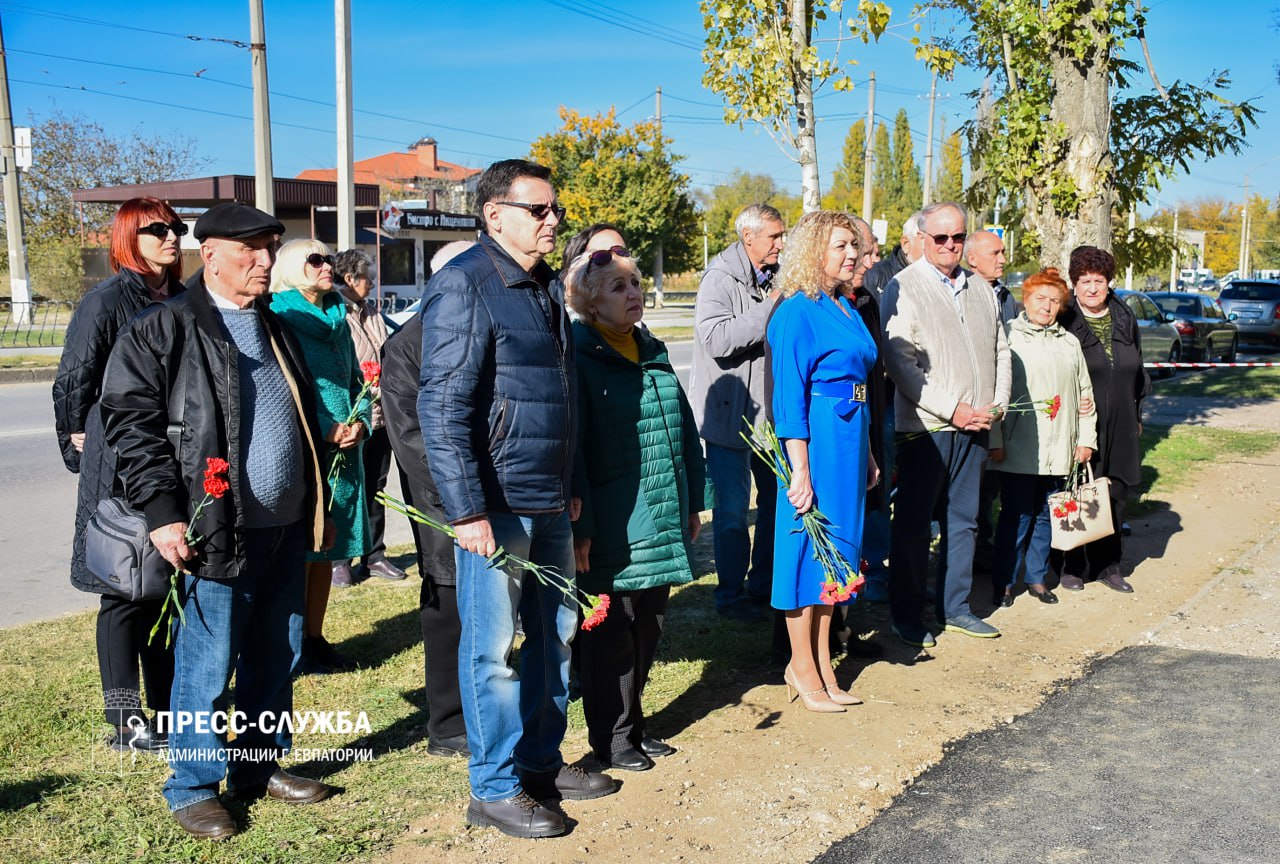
[173,799,237,840]
[264,769,335,804]
[1100,571,1134,593]
[1059,574,1085,591]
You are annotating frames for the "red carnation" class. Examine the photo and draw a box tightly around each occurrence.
[360,360,381,387]
[203,475,230,499]
[582,593,611,630]
[1047,395,1062,421]
[206,457,230,476]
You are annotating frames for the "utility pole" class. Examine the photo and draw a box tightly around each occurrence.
[249,0,275,213]
[921,71,937,206]
[1169,208,1179,290]
[1238,175,1249,277]
[861,71,875,223]
[335,0,355,250]
[702,218,708,271]
[1124,204,1136,290]
[0,15,30,325]
[653,86,664,309]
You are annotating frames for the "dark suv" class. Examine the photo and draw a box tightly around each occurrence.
[1218,281,1280,346]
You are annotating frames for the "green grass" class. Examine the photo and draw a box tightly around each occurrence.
[649,325,694,342]
[0,329,65,348]
[0,531,770,864]
[0,353,58,369]
[1136,423,1280,509]
[1152,365,1280,400]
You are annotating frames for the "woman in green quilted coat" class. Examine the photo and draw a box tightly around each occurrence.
[565,248,709,773]
[270,239,370,673]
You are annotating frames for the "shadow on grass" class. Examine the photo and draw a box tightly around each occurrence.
[0,774,78,812]
[289,687,432,782]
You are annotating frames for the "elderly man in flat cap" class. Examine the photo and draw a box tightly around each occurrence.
[101,202,337,840]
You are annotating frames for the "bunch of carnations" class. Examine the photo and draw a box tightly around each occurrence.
[901,393,1063,442]
[149,457,230,647]
[328,361,381,506]
[1051,498,1080,520]
[376,492,610,629]
[742,421,864,606]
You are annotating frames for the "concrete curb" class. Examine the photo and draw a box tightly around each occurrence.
[0,366,56,385]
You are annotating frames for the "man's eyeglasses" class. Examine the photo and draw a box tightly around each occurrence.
[585,246,631,268]
[306,253,335,269]
[137,221,188,239]
[495,201,566,223]
[928,232,967,247]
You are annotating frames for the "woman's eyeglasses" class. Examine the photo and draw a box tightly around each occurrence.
[137,221,188,239]
[585,246,631,268]
[495,201,567,222]
[306,253,335,269]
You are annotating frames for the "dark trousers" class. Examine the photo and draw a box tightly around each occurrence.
[579,585,670,757]
[1055,477,1130,582]
[97,594,174,726]
[418,576,465,743]
[361,426,402,563]
[974,468,1001,568]
[890,430,987,628]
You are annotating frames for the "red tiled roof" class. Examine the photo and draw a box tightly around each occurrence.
[297,151,480,187]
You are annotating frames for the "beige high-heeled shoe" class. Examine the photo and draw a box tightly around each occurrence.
[784,666,846,713]
[823,684,863,706]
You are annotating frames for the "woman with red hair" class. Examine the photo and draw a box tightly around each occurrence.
[53,197,186,752]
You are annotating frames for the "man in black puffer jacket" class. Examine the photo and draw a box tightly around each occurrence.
[417,160,615,840]
[101,203,335,841]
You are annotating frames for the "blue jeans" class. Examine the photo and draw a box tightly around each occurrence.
[455,511,576,802]
[993,473,1063,594]
[890,430,986,628]
[162,522,306,811]
[706,443,776,609]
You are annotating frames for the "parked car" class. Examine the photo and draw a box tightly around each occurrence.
[1115,289,1182,378]
[1218,281,1280,347]
[1145,292,1238,362]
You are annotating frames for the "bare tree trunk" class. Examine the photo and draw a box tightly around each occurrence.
[790,0,821,213]
[1033,0,1114,271]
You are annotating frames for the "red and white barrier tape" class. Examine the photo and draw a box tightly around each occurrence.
[1144,361,1280,368]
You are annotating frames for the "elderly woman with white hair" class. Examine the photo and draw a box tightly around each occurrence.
[270,238,370,673]
[565,247,708,772]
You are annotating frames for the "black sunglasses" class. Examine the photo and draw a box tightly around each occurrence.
[137,220,188,239]
[585,246,631,268]
[306,253,335,268]
[496,201,566,222]
[928,232,967,247]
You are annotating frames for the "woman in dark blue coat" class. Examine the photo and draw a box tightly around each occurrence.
[768,211,879,713]
[52,197,186,751]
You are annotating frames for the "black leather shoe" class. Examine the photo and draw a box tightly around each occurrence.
[300,635,359,674]
[365,558,407,581]
[173,798,237,840]
[1059,574,1085,591]
[331,560,355,588]
[638,736,676,758]
[598,747,652,771]
[467,792,566,839]
[519,763,618,801]
[263,770,334,805]
[427,734,470,758]
[1029,587,1059,604]
[108,717,167,752]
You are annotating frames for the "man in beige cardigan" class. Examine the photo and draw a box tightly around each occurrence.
[880,202,1011,647]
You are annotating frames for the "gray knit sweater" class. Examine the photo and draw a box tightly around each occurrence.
[216,305,305,528]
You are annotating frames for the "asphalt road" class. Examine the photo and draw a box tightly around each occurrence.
[814,645,1280,864]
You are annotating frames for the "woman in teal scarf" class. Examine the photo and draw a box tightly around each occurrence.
[270,239,370,673]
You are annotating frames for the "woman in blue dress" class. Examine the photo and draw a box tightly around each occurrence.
[768,211,880,713]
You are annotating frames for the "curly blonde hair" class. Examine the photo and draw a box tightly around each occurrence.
[774,210,862,300]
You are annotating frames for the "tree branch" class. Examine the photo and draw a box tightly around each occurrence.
[1136,22,1170,102]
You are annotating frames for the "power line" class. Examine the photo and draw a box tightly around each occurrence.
[0,2,249,47]
[536,0,701,50]
[615,91,656,120]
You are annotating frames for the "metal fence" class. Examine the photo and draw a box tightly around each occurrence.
[1,300,76,348]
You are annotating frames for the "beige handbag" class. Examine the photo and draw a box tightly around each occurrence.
[1048,464,1114,551]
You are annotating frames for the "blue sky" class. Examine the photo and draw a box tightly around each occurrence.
[2,0,1276,216]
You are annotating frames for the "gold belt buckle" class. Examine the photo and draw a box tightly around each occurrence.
[853,384,867,403]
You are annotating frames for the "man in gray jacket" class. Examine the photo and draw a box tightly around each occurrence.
[881,202,1011,647]
[689,203,784,621]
